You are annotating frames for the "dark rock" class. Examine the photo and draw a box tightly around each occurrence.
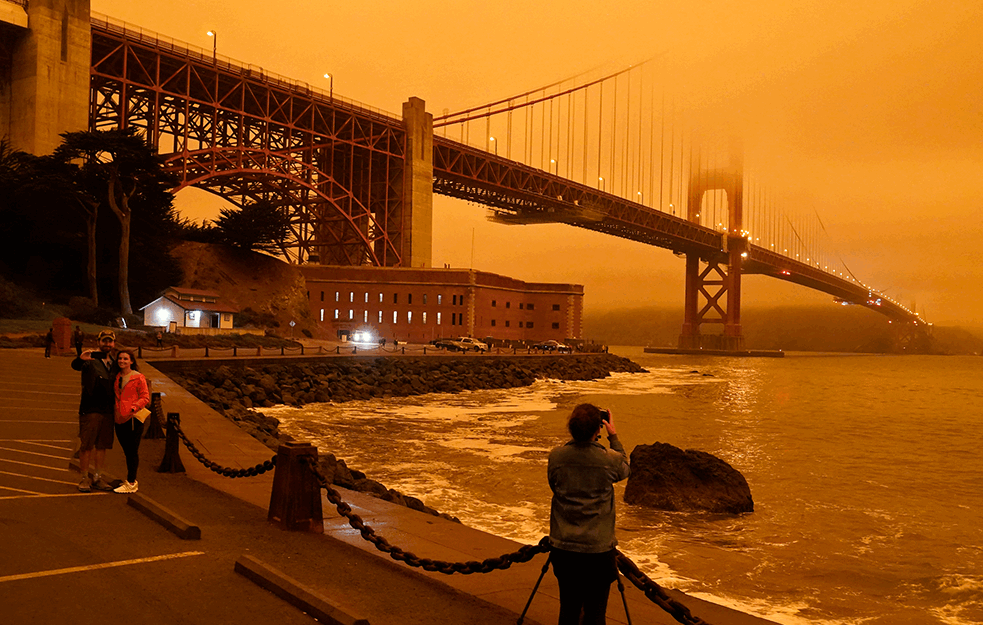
[624,442,753,514]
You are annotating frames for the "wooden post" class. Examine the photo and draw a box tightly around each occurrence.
[268,442,324,533]
[143,392,165,439]
[158,413,186,473]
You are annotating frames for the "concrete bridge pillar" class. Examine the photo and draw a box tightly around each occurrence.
[402,97,433,268]
[1,0,90,156]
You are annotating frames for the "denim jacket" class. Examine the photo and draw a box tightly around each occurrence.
[548,434,630,553]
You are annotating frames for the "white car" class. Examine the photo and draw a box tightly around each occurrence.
[455,337,488,352]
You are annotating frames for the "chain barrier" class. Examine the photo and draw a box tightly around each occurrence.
[303,455,712,625]
[169,416,276,478]
[304,456,550,573]
[616,553,711,625]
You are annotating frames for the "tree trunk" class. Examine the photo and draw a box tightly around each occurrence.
[107,174,134,316]
[118,212,132,315]
[85,210,99,307]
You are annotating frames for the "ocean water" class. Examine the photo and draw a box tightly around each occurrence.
[265,348,983,624]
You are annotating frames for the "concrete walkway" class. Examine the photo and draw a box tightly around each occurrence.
[0,348,776,625]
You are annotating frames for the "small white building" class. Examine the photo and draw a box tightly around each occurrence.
[141,287,238,333]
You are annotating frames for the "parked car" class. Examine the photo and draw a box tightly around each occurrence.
[430,337,488,352]
[532,339,572,353]
[456,337,488,352]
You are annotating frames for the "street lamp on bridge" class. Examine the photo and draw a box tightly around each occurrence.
[489,136,497,156]
[598,176,604,191]
[323,73,333,101]
[206,30,216,64]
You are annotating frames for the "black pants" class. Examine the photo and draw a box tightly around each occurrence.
[114,418,145,483]
[550,548,617,625]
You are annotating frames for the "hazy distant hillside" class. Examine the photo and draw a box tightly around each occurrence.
[583,306,983,354]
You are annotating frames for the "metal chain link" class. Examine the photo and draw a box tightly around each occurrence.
[616,553,711,625]
[170,417,277,477]
[304,456,550,573]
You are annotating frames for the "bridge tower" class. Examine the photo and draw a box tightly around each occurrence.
[679,145,747,351]
[402,97,434,268]
[0,0,90,155]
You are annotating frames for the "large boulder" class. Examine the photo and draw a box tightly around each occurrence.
[624,443,753,514]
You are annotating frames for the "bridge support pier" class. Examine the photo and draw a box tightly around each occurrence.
[678,142,746,352]
[402,97,433,268]
[1,0,90,155]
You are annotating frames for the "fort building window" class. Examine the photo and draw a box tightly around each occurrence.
[334,309,339,319]
[438,294,442,305]
[492,300,496,307]
[552,304,560,311]
[506,302,511,309]
[422,312,427,324]
[320,309,324,321]
[527,322,534,328]
[378,311,383,323]
[518,321,523,328]
[437,312,442,325]
[552,322,560,329]
[320,291,324,301]
[505,320,510,327]
[527,303,534,310]
[348,309,354,320]
[408,294,413,305]
[393,311,398,323]
[350,292,354,303]
[423,294,428,305]
[491,319,496,327]
[364,311,368,323]
[335,292,340,302]
[379,293,384,303]
[393,293,398,304]
[408,311,413,323]
[519,303,524,310]
[365,292,369,303]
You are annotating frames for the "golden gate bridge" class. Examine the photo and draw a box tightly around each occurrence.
[3,6,929,351]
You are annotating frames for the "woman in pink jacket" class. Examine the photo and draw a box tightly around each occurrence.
[113,348,150,493]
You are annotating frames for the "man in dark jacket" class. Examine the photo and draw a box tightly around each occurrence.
[548,403,631,625]
[71,330,118,492]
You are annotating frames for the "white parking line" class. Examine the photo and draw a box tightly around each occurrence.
[0,470,78,486]
[0,446,71,461]
[0,551,206,583]
[0,484,40,495]
[0,390,78,397]
[0,457,71,472]
[0,492,109,500]
[1,440,73,449]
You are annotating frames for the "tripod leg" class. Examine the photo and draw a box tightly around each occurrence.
[517,552,552,625]
[615,568,632,625]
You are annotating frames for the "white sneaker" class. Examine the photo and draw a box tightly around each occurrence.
[113,480,138,494]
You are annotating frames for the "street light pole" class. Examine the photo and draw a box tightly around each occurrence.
[323,73,333,101]
[207,30,216,63]
[489,136,497,156]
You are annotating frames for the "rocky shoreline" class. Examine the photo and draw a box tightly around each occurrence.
[159,354,645,521]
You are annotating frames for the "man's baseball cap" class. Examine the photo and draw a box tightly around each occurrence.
[97,330,116,341]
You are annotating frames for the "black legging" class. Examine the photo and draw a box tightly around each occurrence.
[114,418,145,483]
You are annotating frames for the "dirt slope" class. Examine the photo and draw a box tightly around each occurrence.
[171,241,318,336]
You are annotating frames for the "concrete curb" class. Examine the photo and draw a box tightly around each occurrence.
[127,492,202,540]
[234,555,369,625]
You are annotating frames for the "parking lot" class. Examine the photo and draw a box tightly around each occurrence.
[0,349,333,625]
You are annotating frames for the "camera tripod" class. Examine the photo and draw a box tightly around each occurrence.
[517,551,633,625]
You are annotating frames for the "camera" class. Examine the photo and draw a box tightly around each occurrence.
[600,409,610,423]
[90,351,107,359]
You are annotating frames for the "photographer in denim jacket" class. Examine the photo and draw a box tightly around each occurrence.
[547,403,630,625]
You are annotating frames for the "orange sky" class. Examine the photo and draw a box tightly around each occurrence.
[92,1,983,326]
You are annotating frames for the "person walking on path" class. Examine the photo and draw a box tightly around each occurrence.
[71,330,119,492]
[155,330,163,348]
[112,348,150,494]
[547,404,631,625]
[73,326,85,356]
[44,328,55,358]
